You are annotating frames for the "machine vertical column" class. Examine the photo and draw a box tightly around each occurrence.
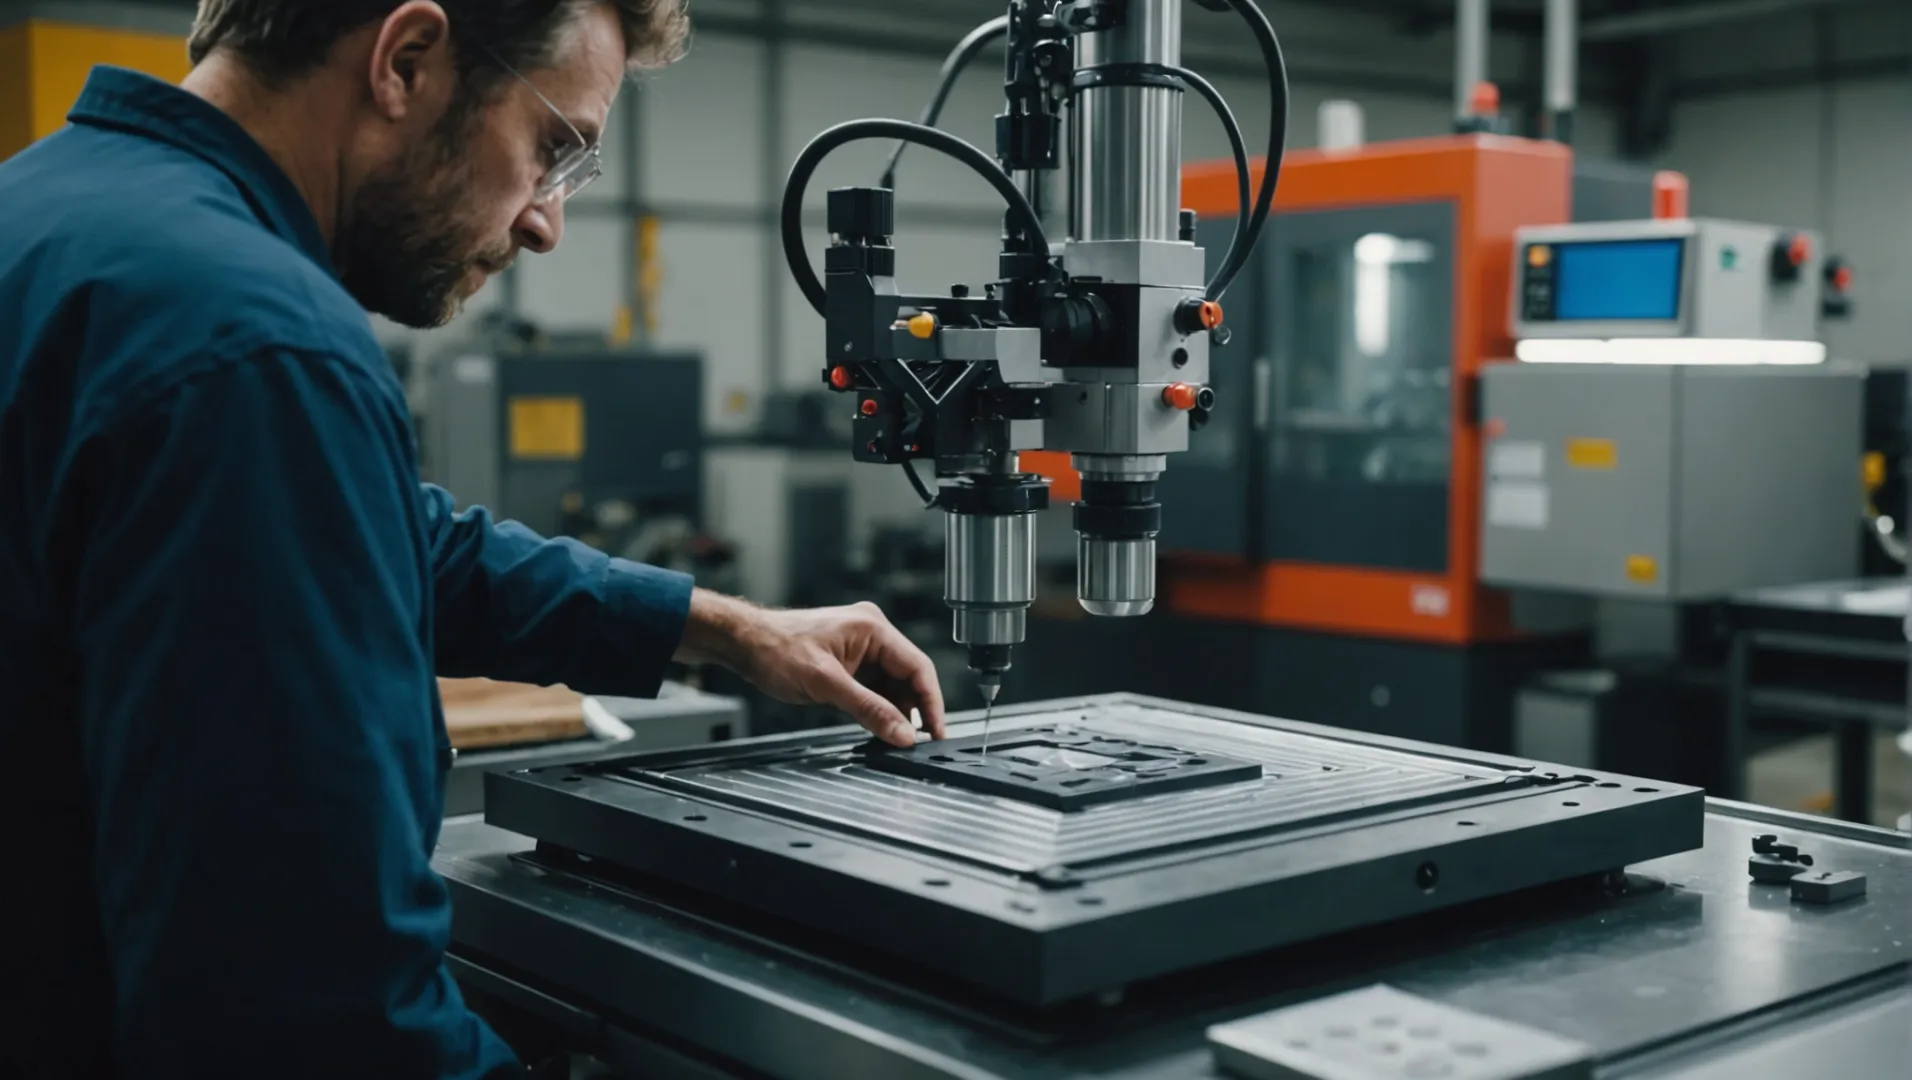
[1069,0,1182,244]
[1454,0,1489,123]
[1545,0,1578,144]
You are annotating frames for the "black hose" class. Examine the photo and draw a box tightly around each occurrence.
[880,15,1010,191]
[782,119,1050,318]
[1209,0,1290,302]
[1164,65,1251,301]
[902,458,936,507]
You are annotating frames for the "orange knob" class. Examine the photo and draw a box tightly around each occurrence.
[1469,81,1501,117]
[1176,298,1226,335]
[1651,171,1689,220]
[1163,383,1200,411]
[828,365,853,390]
[908,312,938,339]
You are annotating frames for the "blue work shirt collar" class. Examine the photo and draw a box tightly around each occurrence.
[67,66,334,273]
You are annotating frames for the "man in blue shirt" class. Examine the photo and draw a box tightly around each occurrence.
[0,2,947,1077]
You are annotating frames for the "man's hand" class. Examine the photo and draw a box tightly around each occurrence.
[675,591,947,747]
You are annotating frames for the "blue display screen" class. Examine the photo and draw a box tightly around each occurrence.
[1552,238,1684,321]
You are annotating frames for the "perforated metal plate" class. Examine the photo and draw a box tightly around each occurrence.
[1208,984,1595,1080]
[484,694,1705,1007]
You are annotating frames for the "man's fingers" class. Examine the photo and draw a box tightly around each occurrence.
[870,621,947,739]
[912,667,946,739]
[817,662,915,747]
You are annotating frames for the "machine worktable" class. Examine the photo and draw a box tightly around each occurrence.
[437,801,1910,1079]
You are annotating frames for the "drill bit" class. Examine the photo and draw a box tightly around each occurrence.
[976,673,1001,758]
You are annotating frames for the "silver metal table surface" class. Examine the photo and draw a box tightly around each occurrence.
[436,789,1911,1080]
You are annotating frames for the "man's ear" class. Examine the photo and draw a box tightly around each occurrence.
[367,0,454,122]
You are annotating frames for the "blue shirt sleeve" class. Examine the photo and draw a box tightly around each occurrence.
[423,488,694,697]
[70,349,519,1079]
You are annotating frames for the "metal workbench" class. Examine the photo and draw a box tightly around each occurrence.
[1724,578,1909,823]
[435,708,1912,1080]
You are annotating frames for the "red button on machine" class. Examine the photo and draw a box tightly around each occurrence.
[829,365,853,390]
[1163,383,1200,411]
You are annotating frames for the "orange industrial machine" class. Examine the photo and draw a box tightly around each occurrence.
[1022,135,1648,749]
[1147,136,1591,746]
[1168,135,1569,644]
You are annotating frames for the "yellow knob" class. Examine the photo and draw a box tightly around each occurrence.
[908,312,938,340]
[1863,452,1886,493]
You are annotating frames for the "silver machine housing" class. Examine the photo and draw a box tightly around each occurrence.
[943,0,1210,656]
[945,464,1039,650]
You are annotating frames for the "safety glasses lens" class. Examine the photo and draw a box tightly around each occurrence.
[537,146,602,204]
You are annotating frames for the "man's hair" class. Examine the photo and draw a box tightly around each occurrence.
[188,1,689,84]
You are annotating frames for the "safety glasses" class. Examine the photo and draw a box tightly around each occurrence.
[481,46,603,205]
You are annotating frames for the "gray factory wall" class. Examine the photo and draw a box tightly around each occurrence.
[1646,2,1911,368]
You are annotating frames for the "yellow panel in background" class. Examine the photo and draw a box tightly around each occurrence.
[0,24,33,160]
[1565,437,1618,470]
[1625,555,1659,584]
[1,20,189,160]
[27,21,191,139]
[509,396,586,460]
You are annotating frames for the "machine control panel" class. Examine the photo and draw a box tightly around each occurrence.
[1510,218,1826,345]
[1518,235,1686,325]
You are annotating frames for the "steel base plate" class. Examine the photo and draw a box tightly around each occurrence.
[482,694,1704,1008]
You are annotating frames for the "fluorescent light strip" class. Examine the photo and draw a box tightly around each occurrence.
[1515,338,1827,366]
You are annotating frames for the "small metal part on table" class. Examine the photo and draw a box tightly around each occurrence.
[1791,870,1868,905]
[1749,855,1814,884]
[1207,984,1594,1080]
[1748,834,1816,883]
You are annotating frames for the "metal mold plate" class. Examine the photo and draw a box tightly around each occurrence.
[482,694,1705,1008]
[856,724,1262,810]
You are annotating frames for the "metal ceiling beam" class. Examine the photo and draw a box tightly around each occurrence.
[1581,0,1880,43]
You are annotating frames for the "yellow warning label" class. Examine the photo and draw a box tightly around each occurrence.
[1565,438,1617,470]
[509,396,585,460]
[1625,555,1658,584]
